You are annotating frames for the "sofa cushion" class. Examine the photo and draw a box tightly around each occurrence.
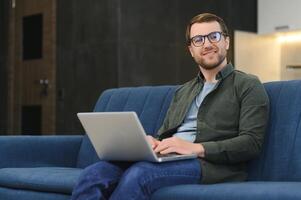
[0,187,70,200]
[0,167,82,194]
[248,80,301,181]
[76,86,176,168]
[92,86,176,134]
[152,182,301,200]
[76,135,100,168]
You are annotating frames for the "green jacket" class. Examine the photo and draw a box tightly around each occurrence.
[158,64,269,184]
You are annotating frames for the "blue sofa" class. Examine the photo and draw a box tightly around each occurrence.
[1,80,301,200]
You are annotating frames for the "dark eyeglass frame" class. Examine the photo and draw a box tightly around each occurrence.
[189,31,227,47]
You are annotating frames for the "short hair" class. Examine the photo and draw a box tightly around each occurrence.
[185,13,229,45]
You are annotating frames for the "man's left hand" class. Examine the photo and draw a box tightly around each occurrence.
[154,136,205,158]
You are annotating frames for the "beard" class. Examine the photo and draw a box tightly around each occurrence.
[193,47,227,70]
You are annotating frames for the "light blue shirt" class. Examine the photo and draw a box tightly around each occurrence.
[173,82,217,142]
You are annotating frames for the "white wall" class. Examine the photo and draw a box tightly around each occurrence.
[281,41,301,80]
[234,31,281,83]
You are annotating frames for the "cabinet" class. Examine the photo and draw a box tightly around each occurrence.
[258,0,301,34]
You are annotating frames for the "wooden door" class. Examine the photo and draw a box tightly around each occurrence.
[7,0,56,134]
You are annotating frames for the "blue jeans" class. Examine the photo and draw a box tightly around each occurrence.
[71,159,201,200]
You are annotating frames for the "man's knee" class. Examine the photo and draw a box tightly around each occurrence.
[123,162,155,181]
[80,161,122,181]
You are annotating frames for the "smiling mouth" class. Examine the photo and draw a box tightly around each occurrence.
[202,50,216,56]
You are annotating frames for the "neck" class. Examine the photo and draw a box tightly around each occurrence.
[199,60,227,83]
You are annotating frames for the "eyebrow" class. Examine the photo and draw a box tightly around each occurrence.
[190,31,222,37]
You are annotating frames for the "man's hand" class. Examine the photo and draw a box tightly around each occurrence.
[154,136,205,158]
[146,135,161,150]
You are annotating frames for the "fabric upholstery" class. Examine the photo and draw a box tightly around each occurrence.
[0,136,82,168]
[0,187,70,200]
[76,86,177,168]
[76,135,99,168]
[152,182,301,200]
[93,86,176,133]
[1,80,301,200]
[0,167,82,194]
[248,80,301,181]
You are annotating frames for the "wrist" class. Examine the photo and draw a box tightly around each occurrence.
[194,143,205,158]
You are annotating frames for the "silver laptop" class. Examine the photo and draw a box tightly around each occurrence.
[77,112,197,162]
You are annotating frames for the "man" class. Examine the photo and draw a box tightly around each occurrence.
[71,13,269,200]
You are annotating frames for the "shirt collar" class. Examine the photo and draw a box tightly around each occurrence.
[197,63,234,82]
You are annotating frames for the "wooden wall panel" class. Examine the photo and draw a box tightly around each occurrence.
[56,0,119,133]
[0,0,257,134]
[0,0,9,134]
[6,0,56,134]
[56,0,257,134]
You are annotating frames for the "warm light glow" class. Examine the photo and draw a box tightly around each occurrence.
[277,32,301,43]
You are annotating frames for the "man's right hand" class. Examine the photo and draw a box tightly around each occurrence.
[146,135,161,150]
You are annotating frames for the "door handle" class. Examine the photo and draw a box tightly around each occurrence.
[35,79,49,96]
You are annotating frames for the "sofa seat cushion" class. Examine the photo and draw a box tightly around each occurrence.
[0,167,82,194]
[0,187,70,200]
[152,182,301,200]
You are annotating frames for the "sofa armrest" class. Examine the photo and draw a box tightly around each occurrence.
[0,135,83,168]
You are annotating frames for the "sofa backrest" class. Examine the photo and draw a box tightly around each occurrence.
[76,80,301,179]
[248,80,301,182]
[76,86,177,168]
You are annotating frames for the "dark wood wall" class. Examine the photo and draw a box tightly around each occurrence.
[118,0,257,86]
[56,0,120,133]
[0,0,8,133]
[0,0,257,134]
[56,0,257,134]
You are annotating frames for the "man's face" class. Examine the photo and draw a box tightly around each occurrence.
[188,21,229,70]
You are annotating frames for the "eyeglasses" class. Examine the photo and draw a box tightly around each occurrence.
[189,31,227,47]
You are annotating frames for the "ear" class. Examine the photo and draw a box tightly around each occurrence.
[225,36,230,50]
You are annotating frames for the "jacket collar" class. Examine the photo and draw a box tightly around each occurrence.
[197,63,234,82]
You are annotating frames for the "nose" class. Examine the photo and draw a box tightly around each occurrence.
[203,36,212,47]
